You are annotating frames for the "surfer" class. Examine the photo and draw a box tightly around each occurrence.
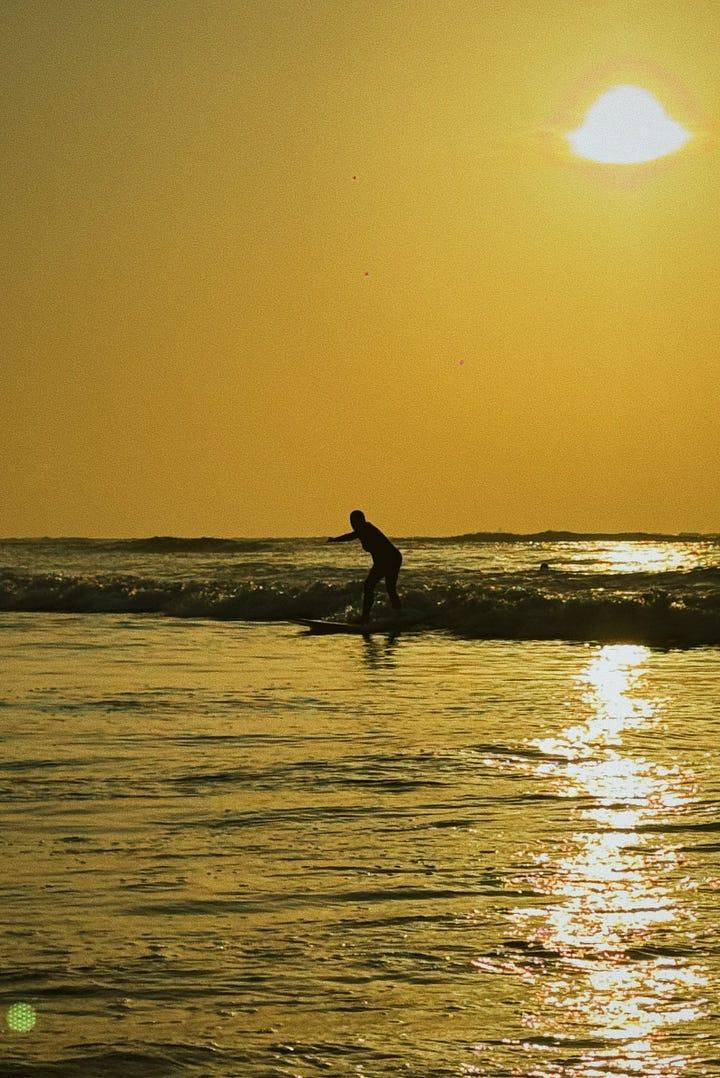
[327,510,402,623]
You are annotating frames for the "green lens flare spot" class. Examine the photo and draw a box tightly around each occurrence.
[7,1002,37,1032]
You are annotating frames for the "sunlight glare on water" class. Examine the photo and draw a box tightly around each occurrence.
[3,612,719,1077]
[490,645,709,1077]
[595,543,704,574]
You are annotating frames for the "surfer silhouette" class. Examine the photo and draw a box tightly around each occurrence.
[327,510,402,623]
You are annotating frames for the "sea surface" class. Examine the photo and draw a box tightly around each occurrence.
[2,535,720,1076]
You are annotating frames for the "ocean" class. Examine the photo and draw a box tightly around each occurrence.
[2,534,720,1076]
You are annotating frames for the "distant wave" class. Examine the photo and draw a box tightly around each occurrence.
[2,571,720,646]
[3,531,719,546]
[444,530,720,543]
[0,536,274,553]
[114,536,271,554]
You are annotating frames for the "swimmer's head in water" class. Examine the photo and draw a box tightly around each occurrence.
[350,510,366,529]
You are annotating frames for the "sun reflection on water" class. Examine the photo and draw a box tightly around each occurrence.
[596,542,703,574]
[470,645,708,1075]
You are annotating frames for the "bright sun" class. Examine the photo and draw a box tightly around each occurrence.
[567,84,691,164]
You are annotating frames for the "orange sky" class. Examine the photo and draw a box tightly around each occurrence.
[3,0,720,537]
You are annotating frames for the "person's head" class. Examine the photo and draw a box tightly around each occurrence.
[350,509,365,529]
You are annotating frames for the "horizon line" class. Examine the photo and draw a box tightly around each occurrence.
[2,530,719,543]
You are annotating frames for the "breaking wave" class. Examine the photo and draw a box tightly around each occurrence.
[2,570,720,647]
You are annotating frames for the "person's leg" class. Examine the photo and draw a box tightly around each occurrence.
[385,553,402,611]
[362,564,383,622]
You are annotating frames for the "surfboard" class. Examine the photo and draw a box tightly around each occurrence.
[293,617,405,635]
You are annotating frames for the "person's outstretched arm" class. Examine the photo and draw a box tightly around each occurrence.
[327,531,357,543]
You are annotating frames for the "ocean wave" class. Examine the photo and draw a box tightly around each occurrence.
[108,536,273,554]
[444,530,720,543]
[2,571,720,646]
[0,536,273,554]
[0,570,354,619]
[0,1042,256,1077]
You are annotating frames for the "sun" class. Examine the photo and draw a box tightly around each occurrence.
[567,84,692,164]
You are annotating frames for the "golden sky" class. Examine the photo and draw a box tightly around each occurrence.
[3,0,720,537]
